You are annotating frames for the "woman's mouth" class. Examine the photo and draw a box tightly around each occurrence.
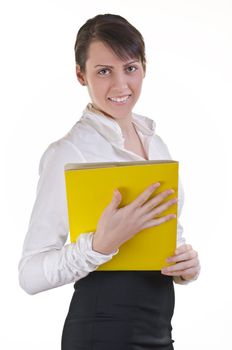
[108,95,131,104]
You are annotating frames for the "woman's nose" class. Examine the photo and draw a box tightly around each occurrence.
[112,73,128,90]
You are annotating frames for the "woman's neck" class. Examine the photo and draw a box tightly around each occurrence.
[90,103,135,138]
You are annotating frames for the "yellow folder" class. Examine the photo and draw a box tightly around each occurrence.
[64,160,178,270]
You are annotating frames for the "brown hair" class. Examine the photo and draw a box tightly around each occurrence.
[74,14,146,73]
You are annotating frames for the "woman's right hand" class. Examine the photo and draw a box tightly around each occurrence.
[92,182,178,255]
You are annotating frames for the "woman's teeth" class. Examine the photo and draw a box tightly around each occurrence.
[108,95,130,103]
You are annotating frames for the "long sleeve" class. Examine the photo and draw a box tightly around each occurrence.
[18,140,119,295]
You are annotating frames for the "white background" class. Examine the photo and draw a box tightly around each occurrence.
[1,0,232,349]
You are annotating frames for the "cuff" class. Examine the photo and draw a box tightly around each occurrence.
[77,232,119,267]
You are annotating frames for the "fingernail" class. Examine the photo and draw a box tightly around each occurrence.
[151,182,160,189]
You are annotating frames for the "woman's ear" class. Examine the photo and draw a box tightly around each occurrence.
[76,64,87,86]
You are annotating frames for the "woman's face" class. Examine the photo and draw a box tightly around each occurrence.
[76,40,145,121]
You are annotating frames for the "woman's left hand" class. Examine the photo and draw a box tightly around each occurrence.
[161,244,200,281]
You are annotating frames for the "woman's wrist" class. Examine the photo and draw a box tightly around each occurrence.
[92,233,115,255]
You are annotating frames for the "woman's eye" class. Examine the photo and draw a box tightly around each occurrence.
[127,66,137,72]
[98,69,110,76]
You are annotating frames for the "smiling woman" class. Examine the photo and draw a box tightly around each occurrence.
[18,13,200,350]
[76,41,145,127]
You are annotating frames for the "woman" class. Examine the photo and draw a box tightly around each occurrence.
[19,14,200,349]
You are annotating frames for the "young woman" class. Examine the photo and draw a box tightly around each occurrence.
[19,14,200,350]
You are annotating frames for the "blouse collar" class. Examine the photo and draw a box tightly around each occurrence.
[80,103,156,144]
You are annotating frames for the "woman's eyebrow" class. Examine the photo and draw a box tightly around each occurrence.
[94,60,139,69]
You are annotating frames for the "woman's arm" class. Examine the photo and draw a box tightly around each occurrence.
[18,140,118,295]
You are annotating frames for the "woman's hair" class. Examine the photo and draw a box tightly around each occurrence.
[74,14,146,73]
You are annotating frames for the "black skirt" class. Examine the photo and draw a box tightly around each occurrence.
[61,271,175,350]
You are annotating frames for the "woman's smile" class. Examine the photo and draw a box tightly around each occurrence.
[108,94,131,104]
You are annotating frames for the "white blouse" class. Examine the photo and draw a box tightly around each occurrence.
[18,103,188,295]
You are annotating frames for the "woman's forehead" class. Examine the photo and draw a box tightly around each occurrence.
[86,41,139,66]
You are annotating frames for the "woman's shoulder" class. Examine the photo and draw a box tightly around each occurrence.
[39,112,95,157]
[38,123,87,175]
